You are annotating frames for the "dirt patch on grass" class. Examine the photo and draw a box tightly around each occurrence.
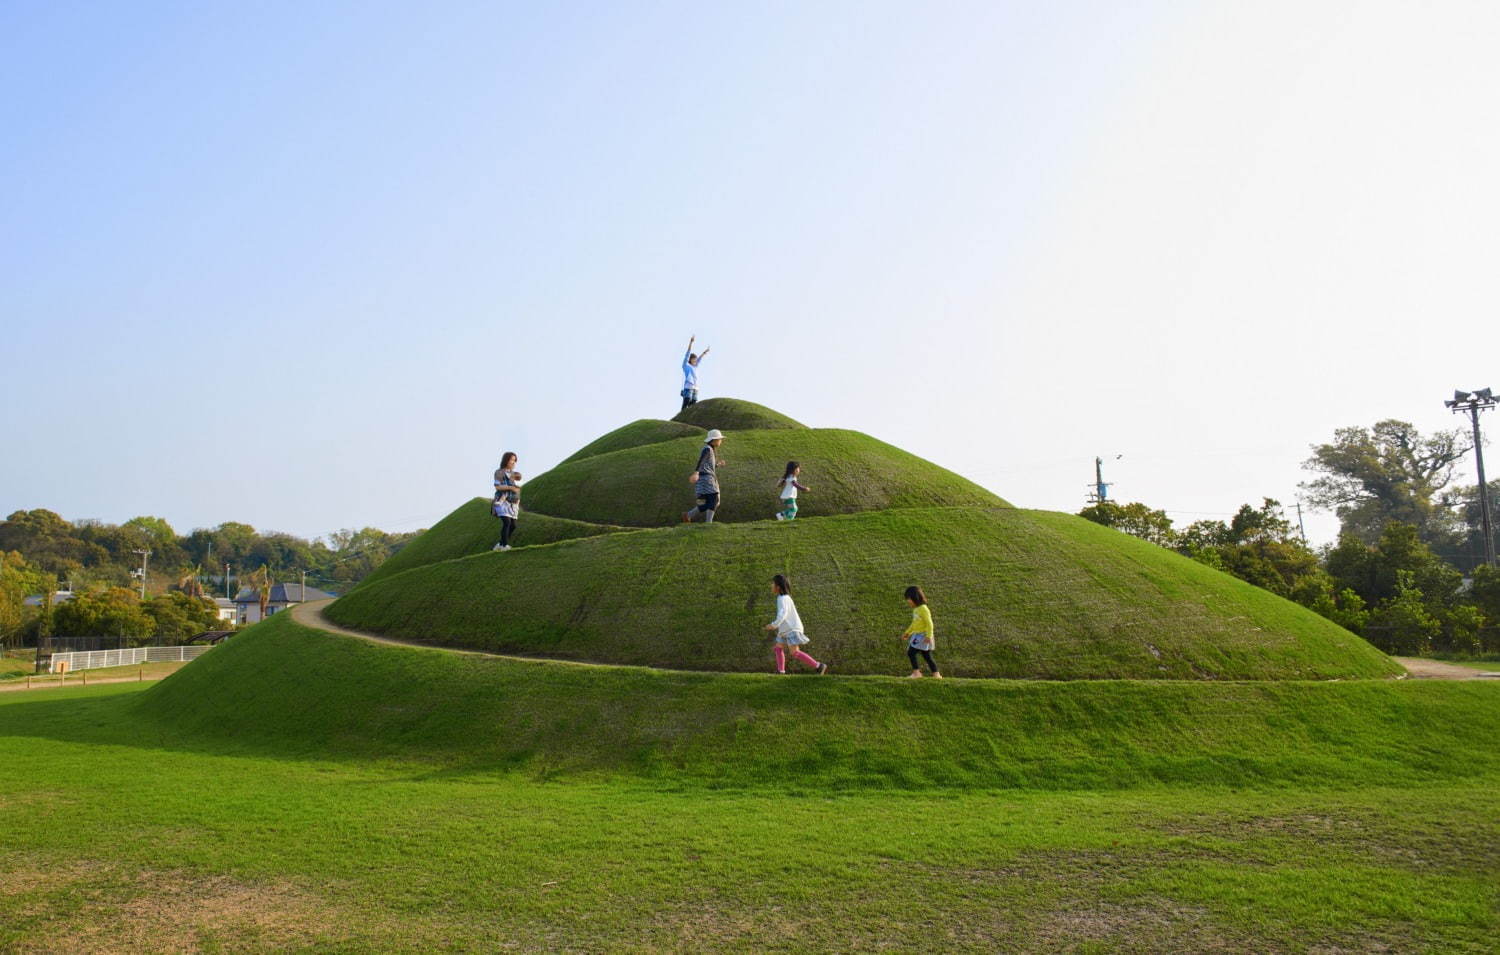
[1148,809,1500,876]
[1029,899,1243,952]
[1,858,370,952]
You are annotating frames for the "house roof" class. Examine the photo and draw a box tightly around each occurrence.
[271,582,332,603]
[232,583,333,604]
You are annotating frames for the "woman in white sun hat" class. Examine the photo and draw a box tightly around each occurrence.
[682,429,726,523]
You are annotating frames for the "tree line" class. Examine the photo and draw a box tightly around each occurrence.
[1080,419,1500,657]
[0,510,420,646]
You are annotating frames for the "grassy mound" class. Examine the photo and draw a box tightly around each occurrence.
[522,429,1005,526]
[671,397,806,431]
[358,499,628,588]
[329,507,1401,680]
[137,612,1491,788]
[557,418,703,465]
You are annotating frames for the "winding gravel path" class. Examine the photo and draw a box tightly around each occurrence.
[289,599,620,668]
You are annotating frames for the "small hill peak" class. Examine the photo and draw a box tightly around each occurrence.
[672,398,806,431]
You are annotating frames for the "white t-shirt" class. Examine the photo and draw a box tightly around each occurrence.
[780,477,799,500]
[770,593,804,638]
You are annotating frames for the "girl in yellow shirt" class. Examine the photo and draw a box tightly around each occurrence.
[901,585,941,679]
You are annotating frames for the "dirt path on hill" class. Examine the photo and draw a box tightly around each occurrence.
[296,601,1500,682]
[289,599,619,668]
[1394,657,1500,680]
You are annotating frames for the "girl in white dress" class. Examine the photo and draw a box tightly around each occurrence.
[763,574,828,674]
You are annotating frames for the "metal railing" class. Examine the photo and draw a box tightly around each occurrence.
[48,646,213,673]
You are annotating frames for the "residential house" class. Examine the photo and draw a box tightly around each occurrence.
[232,582,333,625]
[212,597,237,624]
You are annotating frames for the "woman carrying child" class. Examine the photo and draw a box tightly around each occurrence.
[492,452,523,551]
[764,574,828,674]
[773,461,809,521]
[901,585,941,678]
[682,429,725,524]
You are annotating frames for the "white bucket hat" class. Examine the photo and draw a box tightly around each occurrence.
[704,429,724,442]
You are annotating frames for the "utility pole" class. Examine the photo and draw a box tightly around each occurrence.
[1446,388,1497,567]
[1294,500,1307,543]
[1086,455,1121,506]
[225,563,231,599]
[132,549,151,600]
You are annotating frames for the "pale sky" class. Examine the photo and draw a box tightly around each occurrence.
[3,2,1496,546]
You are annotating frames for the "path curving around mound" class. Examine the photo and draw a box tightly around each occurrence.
[290,598,648,671]
[1393,656,1500,680]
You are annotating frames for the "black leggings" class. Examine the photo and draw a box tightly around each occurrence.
[907,647,938,673]
[499,516,516,546]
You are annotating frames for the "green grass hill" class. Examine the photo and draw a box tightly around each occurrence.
[138,612,1487,789]
[557,418,703,465]
[671,396,806,431]
[332,506,1400,680]
[335,397,1399,680]
[358,500,628,588]
[523,428,1006,526]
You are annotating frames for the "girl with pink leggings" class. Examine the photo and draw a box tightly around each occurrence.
[763,574,828,675]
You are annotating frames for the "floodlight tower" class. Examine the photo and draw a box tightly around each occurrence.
[1445,388,1497,568]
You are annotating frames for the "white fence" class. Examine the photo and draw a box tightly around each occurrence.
[48,645,213,673]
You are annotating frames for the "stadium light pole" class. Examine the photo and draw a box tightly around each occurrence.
[1445,388,1497,568]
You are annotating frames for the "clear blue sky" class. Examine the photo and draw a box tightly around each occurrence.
[4,2,1497,543]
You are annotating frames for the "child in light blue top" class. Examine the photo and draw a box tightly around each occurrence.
[680,335,710,411]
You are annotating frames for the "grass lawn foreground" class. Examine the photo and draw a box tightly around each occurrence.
[1,613,1497,951]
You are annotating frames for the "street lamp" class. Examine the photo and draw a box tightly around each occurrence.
[1445,388,1497,567]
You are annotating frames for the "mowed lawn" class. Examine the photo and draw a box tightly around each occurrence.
[1,619,1497,952]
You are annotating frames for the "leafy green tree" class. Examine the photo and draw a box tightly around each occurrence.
[1439,603,1486,655]
[1177,519,1231,553]
[1467,565,1500,652]
[1176,500,1331,604]
[0,509,107,580]
[120,515,186,568]
[142,592,220,641]
[1325,523,1461,610]
[1077,501,1176,547]
[1363,570,1441,655]
[1301,420,1468,550]
[322,527,418,585]
[213,522,259,565]
[1447,479,1500,573]
[1471,564,1500,623]
[0,551,50,647]
[51,588,156,644]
